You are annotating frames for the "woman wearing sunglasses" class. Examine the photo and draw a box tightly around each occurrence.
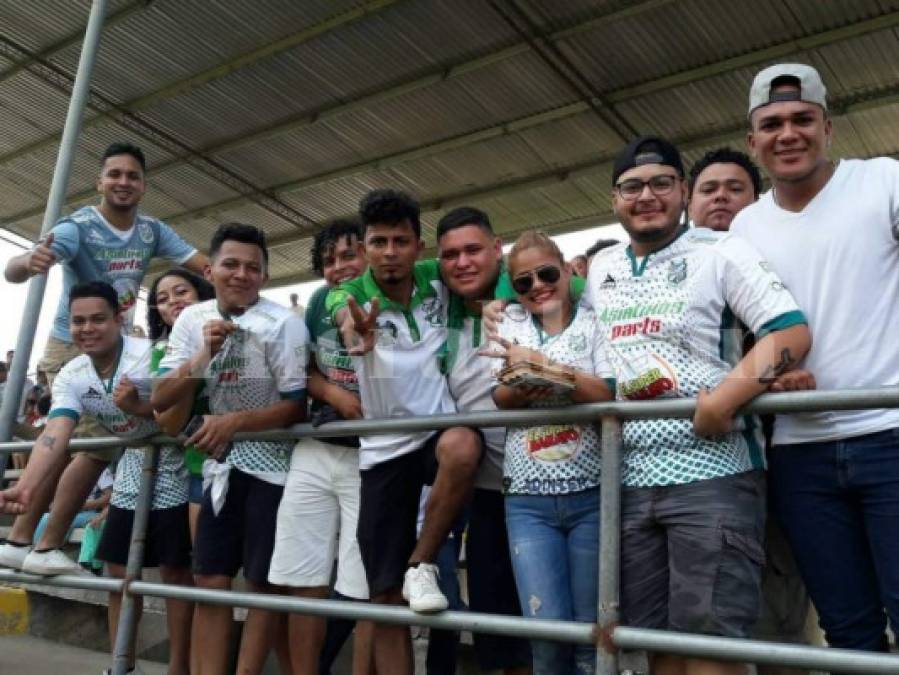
[487,231,614,675]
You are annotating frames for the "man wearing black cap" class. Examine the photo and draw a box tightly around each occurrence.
[732,63,899,653]
[584,136,812,675]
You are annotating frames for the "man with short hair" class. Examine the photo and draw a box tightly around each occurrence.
[731,63,899,652]
[436,205,532,675]
[0,281,157,531]
[0,142,207,575]
[587,135,811,675]
[154,222,308,675]
[328,189,482,675]
[689,147,814,674]
[268,218,373,675]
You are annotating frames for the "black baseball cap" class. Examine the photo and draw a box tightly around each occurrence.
[612,135,685,186]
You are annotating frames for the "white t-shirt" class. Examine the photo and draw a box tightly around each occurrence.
[49,336,158,440]
[585,227,805,487]
[496,303,612,496]
[731,158,899,445]
[160,297,309,479]
[326,262,456,469]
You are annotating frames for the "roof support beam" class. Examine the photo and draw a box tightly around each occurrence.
[0,0,149,86]
[0,0,407,166]
[260,82,899,254]
[11,4,896,229]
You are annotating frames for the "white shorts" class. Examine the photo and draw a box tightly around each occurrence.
[268,438,369,599]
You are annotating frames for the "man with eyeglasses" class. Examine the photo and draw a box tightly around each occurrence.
[730,63,899,654]
[584,135,811,675]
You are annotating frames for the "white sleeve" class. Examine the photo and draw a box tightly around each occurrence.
[589,317,614,381]
[159,308,199,372]
[716,235,805,336]
[49,362,83,420]
[267,314,309,396]
[881,157,899,242]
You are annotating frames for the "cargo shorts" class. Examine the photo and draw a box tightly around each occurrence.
[620,470,766,637]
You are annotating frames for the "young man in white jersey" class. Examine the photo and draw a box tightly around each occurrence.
[730,63,899,652]
[586,135,811,675]
[153,223,308,675]
[0,143,207,576]
[328,189,482,675]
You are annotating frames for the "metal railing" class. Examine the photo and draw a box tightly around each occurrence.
[3,387,899,675]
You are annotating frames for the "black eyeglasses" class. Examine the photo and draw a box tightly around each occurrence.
[511,265,562,294]
[614,174,679,201]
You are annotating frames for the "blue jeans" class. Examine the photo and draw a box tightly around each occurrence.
[770,427,899,650]
[505,488,599,675]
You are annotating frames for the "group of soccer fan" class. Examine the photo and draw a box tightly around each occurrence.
[0,60,897,675]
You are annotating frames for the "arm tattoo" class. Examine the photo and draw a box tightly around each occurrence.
[758,348,796,384]
[40,435,56,448]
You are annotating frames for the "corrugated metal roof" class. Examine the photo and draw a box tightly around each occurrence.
[1,0,897,285]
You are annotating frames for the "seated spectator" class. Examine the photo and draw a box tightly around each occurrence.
[487,231,613,675]
[32,465,114,548]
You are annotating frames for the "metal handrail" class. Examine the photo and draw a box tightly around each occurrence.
[4,386,899,674]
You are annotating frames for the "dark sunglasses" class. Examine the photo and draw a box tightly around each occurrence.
[511,265,562,295]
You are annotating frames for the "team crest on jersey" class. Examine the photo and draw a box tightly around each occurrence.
[567,332,587,354]
[86,228,106,245]
[667,258,687,286]
[84,386,103,400]
[376,320,399,346]
[138,222,155,244]
[420,297,444,327]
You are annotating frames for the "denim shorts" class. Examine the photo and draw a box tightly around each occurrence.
[188,474,204,505]
[620,470,766,637]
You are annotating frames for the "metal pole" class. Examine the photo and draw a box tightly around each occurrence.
[613,626,899,674]
[0,0,109,474]
[110,445,159,675]
[596,417,622,675]
[128,581,597,644]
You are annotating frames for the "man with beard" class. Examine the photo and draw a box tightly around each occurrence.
[586,135,810,675]
[0,142,206,575]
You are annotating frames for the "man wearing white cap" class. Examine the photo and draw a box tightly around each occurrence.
[732,63,899,652]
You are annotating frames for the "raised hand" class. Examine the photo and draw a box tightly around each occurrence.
[202,319,238,357]
[27,232,58,276]
[112,375,141,414]
[339,296,380,356]
[478,335,545,368]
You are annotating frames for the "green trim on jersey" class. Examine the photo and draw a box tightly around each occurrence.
[48,408,79,422]
[326,263,442,342]
[756,310,807,339]
[625,225,690,277]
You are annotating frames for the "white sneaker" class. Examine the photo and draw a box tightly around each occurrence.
[0,542,32,570]
[402,563,448,613]
[22,548,82,575]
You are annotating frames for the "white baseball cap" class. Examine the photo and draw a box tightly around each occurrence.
[748,63,827,117]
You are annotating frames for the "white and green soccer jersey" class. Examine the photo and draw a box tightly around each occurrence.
[326,260,456,469]
[584,227,806,487]
[49,336,159,440]
[160,297,309,477]
[111,340,190,511]
[496,303,612,496]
